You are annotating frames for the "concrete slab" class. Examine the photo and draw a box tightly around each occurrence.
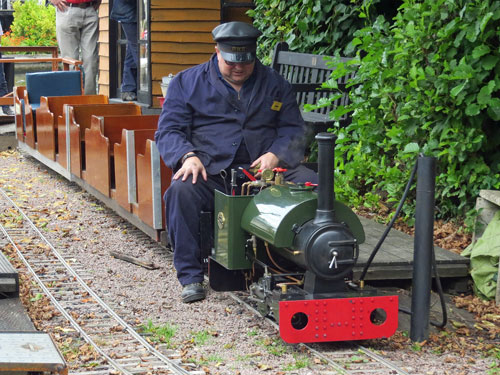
[0,122,15,135]
[0,122,16,151]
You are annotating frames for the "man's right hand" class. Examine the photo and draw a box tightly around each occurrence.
[50,0,68,11]
[173,156,207,184]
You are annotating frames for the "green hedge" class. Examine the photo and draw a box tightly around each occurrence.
[250,0,500,225]
[1,0,57,47]
[314,0,500,224]
[248,0,389,63]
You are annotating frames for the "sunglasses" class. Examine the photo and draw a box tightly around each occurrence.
[224,59,254,66]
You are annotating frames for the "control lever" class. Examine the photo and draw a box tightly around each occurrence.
[328,250,338,269]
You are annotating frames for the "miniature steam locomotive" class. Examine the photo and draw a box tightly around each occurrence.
[208,133,398,343]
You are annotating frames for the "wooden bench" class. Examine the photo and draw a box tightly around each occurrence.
[114,128,156,211]
[57,103,141,177]
[13,86,26,143]
[21,71,84,149]
[114,128,172,233]
[85,114,161,197]
[271,42,354,137]
[36,95,109,161]
[134,139,172,232]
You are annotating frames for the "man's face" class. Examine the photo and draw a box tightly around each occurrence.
[215,46,255,87]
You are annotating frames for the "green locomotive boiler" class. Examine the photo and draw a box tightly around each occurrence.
[208,133,398,343]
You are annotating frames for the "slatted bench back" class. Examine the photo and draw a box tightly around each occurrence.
[271,42,354,123]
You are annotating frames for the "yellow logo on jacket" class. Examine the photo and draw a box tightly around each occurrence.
[271,101,282,111]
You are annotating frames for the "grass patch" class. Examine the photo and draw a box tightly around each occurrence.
[247,328,259,337]
[255,336,287,357]
[139,319,177,346]
[190,354,226,366]
[282,354,311,371]
[190,329,213,346]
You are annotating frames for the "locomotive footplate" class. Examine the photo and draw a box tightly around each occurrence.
[278,293,398,343]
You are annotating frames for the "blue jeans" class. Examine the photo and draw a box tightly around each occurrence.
[120,22,138,93]
[0,52,10,112]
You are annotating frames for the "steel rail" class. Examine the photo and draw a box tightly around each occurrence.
[0,224,133,375]
[0,187,192,375]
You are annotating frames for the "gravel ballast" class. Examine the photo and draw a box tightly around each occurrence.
[0,149,498,375]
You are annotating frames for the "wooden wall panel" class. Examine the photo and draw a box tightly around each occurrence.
[152,64,192,79]
[98,30,108,44]
[149,1,256,108]
[99,56,109,70]
[151,53,209,65]
[151,21,218,33]
[151,42,214,54]
[98,70,110,85]
[98,0,110,95]
[151,0,219,9]
[151,33,214,43]
[98,43,109,56]
[149,1,222,108]
[152,9,219,22]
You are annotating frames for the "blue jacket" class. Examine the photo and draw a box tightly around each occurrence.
[110,0,136,23]
[155,54,308,175]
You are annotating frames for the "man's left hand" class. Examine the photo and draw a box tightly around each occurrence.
[250,152,279,175]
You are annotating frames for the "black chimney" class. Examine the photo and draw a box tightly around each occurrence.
[313,132,336,225]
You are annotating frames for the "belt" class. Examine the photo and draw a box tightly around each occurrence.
[68,1,95,8]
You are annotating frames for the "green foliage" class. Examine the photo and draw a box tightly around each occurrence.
[1,0,57,47]
[248,0,386,64]
[140,319,177,346]
[190,329,213,346]
[315,0,500,221]
[487,347,500,375]
[282,354,311,371]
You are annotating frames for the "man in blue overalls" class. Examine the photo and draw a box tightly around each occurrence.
[155,22,317,303]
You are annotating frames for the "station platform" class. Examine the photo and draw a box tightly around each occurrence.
[0,249,67,374]
[354,216,469,288]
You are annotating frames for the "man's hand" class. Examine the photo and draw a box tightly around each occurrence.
[50,0,68,11]
[250,152,279,176]
[173,155,207,184]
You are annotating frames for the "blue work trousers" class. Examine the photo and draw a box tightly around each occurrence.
[0,52,9,112]
[165,164,318,286]
[120,21,138,93]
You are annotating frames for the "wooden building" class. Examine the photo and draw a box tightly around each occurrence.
[99,0,253,110]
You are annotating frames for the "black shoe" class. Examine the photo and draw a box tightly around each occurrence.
[3,107,14,116]
[121,92,137,101]
[181,282,205,303]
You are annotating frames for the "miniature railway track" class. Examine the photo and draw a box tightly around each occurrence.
[229,291,411,375]
[0,179,409,375]
[0,187,196,375]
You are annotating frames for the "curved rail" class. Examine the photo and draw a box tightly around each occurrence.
[0,187,192,375]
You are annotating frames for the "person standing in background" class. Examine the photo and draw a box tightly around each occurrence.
[0,20,14,116]
[110,0,137,101]
[49,0,100,95]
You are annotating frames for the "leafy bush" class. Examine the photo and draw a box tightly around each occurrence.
[248,0,392,64]
[316,0,500,223]
[1,0,56,47]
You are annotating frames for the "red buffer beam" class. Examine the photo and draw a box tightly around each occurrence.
[279,295,398,343]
